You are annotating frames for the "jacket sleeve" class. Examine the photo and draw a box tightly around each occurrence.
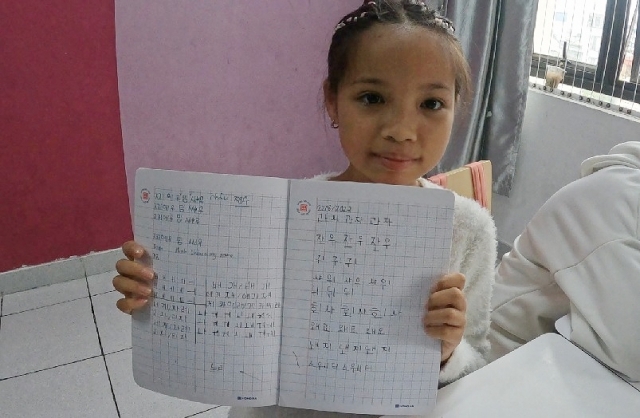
[439,199,497,386]
[488,181,583,362]
[559,240,640,382]
[489,231,570,361]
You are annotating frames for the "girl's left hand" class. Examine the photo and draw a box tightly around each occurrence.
[423,273,467,364]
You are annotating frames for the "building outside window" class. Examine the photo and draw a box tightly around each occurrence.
[530,0,640,113]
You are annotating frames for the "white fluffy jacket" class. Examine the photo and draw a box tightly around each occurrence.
[490,141,640,384]
[229,174,497,418]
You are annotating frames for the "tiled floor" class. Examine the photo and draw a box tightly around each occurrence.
[0,271,231,418]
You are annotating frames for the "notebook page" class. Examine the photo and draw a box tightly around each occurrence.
[279,180,454,415]
[132,169,288,406]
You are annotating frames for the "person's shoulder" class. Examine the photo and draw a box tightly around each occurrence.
[523,165,640,251]
[542,165,640,216]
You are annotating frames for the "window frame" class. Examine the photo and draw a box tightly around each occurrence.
[530,0,640,105]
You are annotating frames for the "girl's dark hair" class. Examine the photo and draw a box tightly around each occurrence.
[326,0,472,104]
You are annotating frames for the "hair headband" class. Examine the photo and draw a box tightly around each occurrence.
[333,0,455,35]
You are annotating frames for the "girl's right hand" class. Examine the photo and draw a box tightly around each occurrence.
[113,241,155,315]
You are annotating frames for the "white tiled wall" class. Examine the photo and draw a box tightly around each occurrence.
[0,248,122,295]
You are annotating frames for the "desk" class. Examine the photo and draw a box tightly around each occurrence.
[555,314,640,391]
[386,333,640,418]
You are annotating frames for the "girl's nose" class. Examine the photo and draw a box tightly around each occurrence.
[380,105,418,143]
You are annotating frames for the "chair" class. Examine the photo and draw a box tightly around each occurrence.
[428,160,492,212]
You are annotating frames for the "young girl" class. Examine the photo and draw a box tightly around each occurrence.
[113,0,496,416]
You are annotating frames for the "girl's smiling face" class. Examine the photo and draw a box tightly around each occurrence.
[325,23,457,186]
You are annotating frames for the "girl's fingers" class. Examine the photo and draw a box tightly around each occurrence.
[114,241,153,315]
[424,324,464,342]
[122,241,145,261]
[427,287,467,312]
[423,308,466,328]
[115,259,155,282]
[431,273,465,293]
[424,273,467,355]
[116,296,149,315]
[113,275,153,298]
[424,307,464,360]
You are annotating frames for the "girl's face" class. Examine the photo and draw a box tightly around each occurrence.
[325,24,457,186]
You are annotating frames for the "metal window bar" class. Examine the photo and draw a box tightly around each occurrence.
[633,0,640,79]
[596,0,623,88]
[630,0,640,105]
[616,0,630,106]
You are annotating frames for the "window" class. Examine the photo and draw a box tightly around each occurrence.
[588,13,604,28]
[554,12,568,22]
[530,0,640,116]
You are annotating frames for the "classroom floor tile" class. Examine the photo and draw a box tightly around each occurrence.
[93,289,132,354]
[0,357,118,417]
[0,271,230,418]
[0,296,101,379]
[106,349,227,418]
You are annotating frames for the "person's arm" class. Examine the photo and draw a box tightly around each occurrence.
[489,227,570,361]
[489,177,595,362]
[491,167,640,383]
[560,237,640,382]
[438,199,497,385]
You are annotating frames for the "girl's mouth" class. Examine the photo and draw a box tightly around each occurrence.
[375,153,418,171]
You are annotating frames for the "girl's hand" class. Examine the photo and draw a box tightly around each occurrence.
[423,273,467,364]
[112,241,155,315]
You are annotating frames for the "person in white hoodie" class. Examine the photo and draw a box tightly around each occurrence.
[489,141,640,385]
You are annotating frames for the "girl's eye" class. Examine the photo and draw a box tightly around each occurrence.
[421,99,444,110]
[359,93,384,105]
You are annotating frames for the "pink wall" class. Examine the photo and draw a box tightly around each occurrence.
[0,1,358,273]
[116,0,354,211]
[0,1,132,272]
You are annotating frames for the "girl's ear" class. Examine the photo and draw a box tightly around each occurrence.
[323,79,338,123]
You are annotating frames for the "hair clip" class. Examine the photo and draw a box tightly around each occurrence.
[433,16,455,35]
[334,2,376,33]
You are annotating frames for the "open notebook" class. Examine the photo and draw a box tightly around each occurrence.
[130,168,455,415]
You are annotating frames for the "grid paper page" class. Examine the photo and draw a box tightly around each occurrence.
[279,180,454,416]
[132,169,288,406]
